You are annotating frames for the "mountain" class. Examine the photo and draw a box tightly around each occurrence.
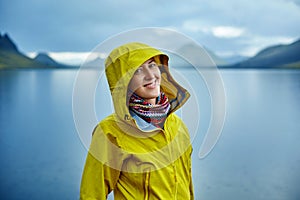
[2,32,299,69]
[0,33,18,52]
[204,47,228,66]
[172,43,228,68]
[34,53,61,66]
[0,33,77,69]
[174,43,249,66]
[231,39,300,68]
[0,33,45,69]
[221,55,249,65]
[33,52,75,68]
[82,55,105,69]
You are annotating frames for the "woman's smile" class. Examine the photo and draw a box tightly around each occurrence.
[143,79,159,89]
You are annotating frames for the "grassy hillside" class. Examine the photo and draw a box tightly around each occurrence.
[0,50,46,69]
[0,33,77,69]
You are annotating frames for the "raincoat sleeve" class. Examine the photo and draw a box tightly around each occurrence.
[189,154,194,200]
[183,120,194,200]
[80,124,123,200]
[186,136,194,200]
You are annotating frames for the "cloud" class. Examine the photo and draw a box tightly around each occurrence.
[182,21,208,33]
[1,0,300,58]
[182,21,245,38]
[212,26,245,38]
[27,52,105,65]
[177,0,300,57]
[285,0,300,6]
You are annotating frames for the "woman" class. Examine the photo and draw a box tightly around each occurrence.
[80,42,194,199]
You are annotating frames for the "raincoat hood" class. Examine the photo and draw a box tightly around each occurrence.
[105,42,190,122]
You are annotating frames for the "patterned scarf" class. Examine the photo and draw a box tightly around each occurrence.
[129,92,171,128]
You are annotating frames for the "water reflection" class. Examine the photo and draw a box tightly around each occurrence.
[0,69,299,199]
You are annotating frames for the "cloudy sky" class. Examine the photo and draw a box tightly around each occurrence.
[1,0,300,64]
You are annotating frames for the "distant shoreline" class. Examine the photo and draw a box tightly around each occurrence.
[1,65,300,71]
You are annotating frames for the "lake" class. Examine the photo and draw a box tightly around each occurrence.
[0,68,300,200]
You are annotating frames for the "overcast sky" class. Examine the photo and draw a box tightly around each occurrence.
[1,0,300,63]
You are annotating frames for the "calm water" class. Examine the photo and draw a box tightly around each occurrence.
[0,68,300,200]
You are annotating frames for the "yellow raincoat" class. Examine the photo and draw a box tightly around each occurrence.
[80,42,194,199]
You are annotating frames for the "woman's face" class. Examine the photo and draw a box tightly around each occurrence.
[128,58,161,105]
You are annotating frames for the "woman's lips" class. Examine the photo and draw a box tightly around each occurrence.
[143,81,157,89]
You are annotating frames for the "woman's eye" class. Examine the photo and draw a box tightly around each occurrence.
[149,63,157,68]
[134,68,143,74]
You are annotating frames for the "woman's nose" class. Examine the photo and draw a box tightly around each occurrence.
[144,67,155,80]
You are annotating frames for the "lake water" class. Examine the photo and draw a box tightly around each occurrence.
[0,68,300,200]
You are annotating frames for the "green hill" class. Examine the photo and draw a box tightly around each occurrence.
[0,33,77,69]
[0,33,45,69]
